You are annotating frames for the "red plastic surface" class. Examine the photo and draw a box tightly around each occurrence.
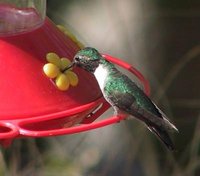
[0,15,105,145]
[0,6,150,146]
[0,52,150,146]
[0,18,101,119]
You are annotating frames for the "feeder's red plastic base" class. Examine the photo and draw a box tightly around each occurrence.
[0,8,150,146]
[0,53,150,147]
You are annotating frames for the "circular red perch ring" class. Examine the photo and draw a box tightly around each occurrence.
[14,54,150,137]
[0,121,19,138]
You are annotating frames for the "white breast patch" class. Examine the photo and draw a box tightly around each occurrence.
[94,64,109,90]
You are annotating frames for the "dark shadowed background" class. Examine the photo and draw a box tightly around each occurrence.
[2,0,200,175]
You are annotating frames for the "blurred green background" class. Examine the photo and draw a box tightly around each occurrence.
[2,0,200,175]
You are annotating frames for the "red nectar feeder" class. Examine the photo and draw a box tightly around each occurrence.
[0,0,150,147]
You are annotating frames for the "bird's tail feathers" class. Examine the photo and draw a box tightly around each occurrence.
[152,102,178,132]
[136,109,177,133]
[147,125,175,151]
[162,116,178,132]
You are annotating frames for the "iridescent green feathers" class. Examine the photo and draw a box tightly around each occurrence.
[69,47,178,150]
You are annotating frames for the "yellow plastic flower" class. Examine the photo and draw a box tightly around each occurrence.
[57,25,84,49]
[43,52,79,91]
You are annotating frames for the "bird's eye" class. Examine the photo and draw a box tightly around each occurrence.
[74,57,80,62]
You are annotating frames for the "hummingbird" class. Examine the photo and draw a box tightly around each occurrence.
[66,47,178,150]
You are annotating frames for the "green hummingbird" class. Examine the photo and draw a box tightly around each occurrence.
[66,47,178,150]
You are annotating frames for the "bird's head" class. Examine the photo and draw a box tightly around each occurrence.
[66,47,102,73]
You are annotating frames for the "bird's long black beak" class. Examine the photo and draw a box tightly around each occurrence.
[63,61,76,72]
